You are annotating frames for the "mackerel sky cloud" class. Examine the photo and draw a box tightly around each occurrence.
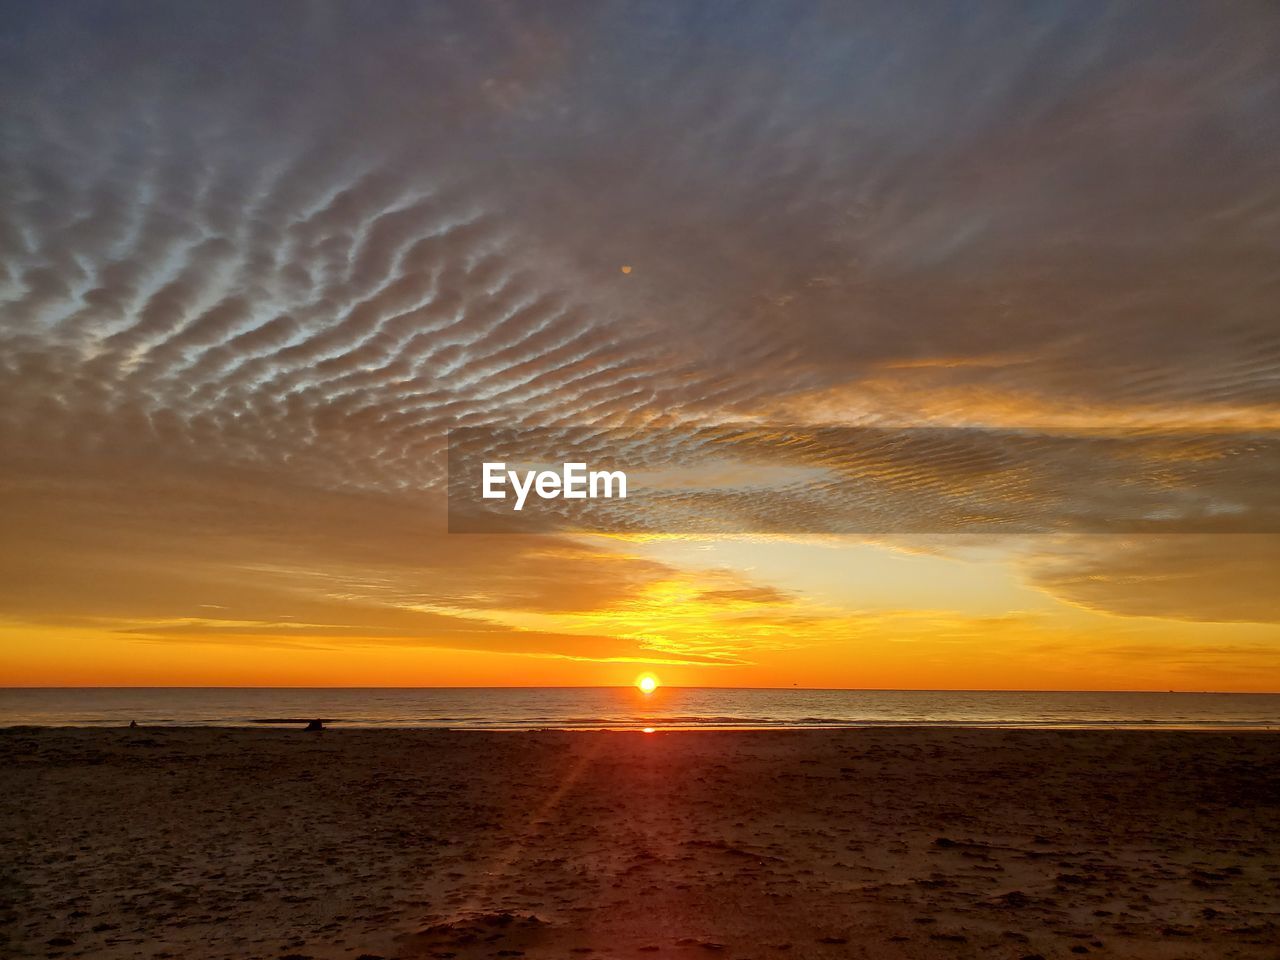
[1,1,1278,686]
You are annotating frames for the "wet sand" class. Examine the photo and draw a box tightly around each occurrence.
[2,728,1277,959]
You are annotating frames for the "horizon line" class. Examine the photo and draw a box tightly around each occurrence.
[2,685,1276,695]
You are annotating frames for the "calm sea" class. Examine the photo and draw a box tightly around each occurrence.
[0,688,1277,730]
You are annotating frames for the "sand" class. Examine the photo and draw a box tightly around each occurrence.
[1,728,1277,960]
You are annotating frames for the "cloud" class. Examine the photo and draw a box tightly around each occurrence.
[0,458,701,654]
[450,424,1279,535]
[1024,535,1280,625]
[696,585,792,605]
[120,618,738,666]
[1,2,1278,671]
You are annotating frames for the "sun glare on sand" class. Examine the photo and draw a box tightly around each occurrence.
[636,674,659,694]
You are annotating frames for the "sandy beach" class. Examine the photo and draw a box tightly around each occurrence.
[2,728,1277,960]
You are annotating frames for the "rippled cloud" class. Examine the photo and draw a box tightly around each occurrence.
[2,1,1278,670]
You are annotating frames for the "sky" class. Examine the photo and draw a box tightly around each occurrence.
[1,1,1278,690]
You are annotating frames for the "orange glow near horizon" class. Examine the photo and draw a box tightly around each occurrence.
[2,545,1279,694]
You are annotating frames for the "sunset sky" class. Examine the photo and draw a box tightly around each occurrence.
[2,2,1277,691]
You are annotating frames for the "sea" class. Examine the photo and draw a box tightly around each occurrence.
[0,688,1277,730]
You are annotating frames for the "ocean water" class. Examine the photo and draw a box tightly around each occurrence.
[0,688,1277,730]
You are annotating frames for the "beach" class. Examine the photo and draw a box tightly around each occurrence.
[2,728,1277,960]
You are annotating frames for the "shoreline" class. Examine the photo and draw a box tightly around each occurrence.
[4,722,1279,732]
[5,689,1276,734]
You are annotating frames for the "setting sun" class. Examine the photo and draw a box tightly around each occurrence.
[636,674,659,694]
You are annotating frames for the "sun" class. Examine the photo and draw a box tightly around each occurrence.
[636,674,659,695]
